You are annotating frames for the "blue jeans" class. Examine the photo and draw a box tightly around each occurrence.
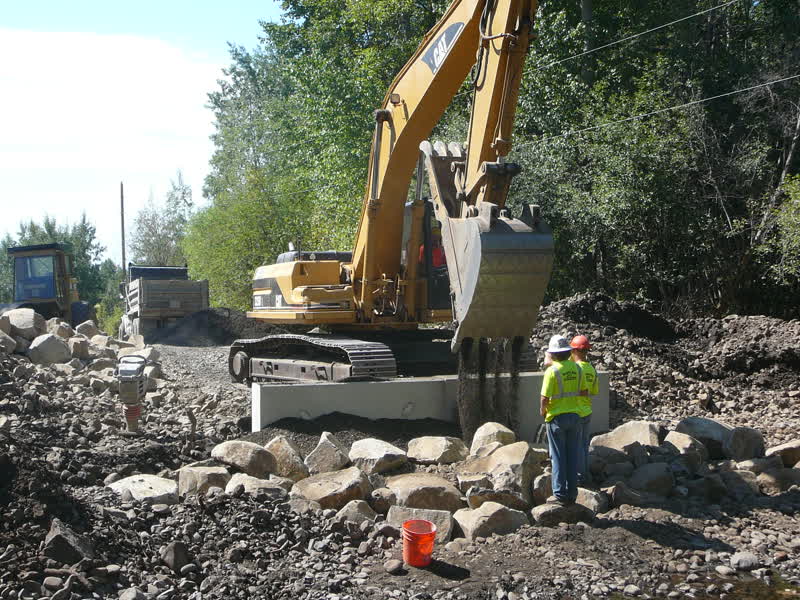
[577,415,592,484]
[546,412,582,502]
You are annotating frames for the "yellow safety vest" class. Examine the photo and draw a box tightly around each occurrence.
[542,359,583,422]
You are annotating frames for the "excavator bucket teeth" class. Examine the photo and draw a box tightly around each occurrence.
[443,208,554,351]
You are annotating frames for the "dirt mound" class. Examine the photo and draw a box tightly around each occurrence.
[149,307,286,346]
[538,292,677,341]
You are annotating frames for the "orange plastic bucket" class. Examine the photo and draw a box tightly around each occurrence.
[402,519,437,567]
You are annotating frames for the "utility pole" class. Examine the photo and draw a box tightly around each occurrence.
[120,182,126,276]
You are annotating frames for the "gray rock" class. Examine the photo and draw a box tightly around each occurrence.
[730,551,760,571]
[108,474,179,505]
[386,472,464,512]
[291,466,372,510]
[765,439,800,467]
[265,435,309,481]
[576,488,609,513]
[118,588,147,600]
[211,440,277,478]
[369,487,397,514]
[629,462,674,496]
[384,559,404,574]
[224,473,288,498]
[724,427,765,461]
[735,456,783,475]
[470,422,516,455]
[75,320,100,338]
[675,417,732,459]
[304,431,350,474]
[531,502,595,527]
[590,421,659,451]
[453,502,529,540]
[386,505,453,543]
[335,499,377,525]
[720,470,760,501]
[466,486,528,511]
[177,466,231,496]
[757,468,800,495]
[603,481,662,507]
[44,518,95,565]
[0,314,9,335]
[6,308,46,340]
[664,431,708,473]
[349,438,407,474]
[161,541,191,573]
[28,333,72,364]
[408,436,468,464]
[457,473,492,494]
[0,330,16,354]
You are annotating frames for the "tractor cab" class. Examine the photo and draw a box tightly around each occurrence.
[2,243,83,323]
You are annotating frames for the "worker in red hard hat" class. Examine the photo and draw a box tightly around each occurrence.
[570,335,598,485]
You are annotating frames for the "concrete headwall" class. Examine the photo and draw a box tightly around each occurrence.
[252,372,610,443]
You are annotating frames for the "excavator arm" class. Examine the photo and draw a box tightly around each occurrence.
[349,0,553,349]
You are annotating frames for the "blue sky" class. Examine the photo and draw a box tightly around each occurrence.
[0,0,283,264]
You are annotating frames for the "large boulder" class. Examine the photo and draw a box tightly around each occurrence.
[264,435,309,482]
[108,475,179,505]
[385,473,464,512]
[736,456,784,475]
[603,481,662,508]
[457,442,546,509]
[0,330,16,354]
[453,502,529,540]
[291,467,372,510]
[349,439,407,474]
[47,319,74,339]
[663,431,708,474]
[211,441,276,478]
[757,469,800,495]
[75,320,100,338]
[224,473,288,499]
[178,466,231,496]
[387,506,454,543]
[720,470,760,501]
[408,436,468,465]
[723,427,765,461]
[629,462,675,497]
[43,519,95,565]
[68,337,90,361]
[531,473,552,506]
[304,431,350,474]
[675,417,732,459]
[0,314,10,335]
[470,422,516,455]
[576,488,609,513]
[590,421,659,451]
[28,334,72,365]
[531,502,595,527]
[118,346,160,362]
[686,474,728,503]
[765,440,800,467]
[334,500,377,525]
[6,308,46,340]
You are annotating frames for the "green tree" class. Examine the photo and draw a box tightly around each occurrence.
[129,171,194,266]
[0,233,14,303]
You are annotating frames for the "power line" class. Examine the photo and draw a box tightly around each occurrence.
[516,73,800,148]
[529,0,738,73]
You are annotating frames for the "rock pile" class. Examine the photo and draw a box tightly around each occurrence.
[531,293,800,447]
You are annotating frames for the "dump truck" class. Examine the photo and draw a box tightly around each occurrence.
[119,265,209,340]
[229,0,554,438]
[0,242,91,326]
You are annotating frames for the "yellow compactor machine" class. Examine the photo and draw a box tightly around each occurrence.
[229,0,554,434]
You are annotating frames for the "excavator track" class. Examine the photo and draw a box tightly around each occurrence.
[228,333,397,383]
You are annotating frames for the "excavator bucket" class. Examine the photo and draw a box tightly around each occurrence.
[421,142,555,351]
[442,203,554,351]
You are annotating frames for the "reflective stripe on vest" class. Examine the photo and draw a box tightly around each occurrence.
[550,362,583,400]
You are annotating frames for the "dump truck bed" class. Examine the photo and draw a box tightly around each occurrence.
[126,278,209,319]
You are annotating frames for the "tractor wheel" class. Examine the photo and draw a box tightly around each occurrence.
[70,301,90,328]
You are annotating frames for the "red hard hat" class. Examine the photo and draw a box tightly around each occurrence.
[570,335,591,350]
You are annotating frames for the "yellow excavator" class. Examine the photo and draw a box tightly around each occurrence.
[229,0,554,419]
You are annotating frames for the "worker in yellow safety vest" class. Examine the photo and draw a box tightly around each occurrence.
[571,335,599,485]
[540,335,585,506]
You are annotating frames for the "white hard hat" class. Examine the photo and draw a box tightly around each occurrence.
[547,335,572,354]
